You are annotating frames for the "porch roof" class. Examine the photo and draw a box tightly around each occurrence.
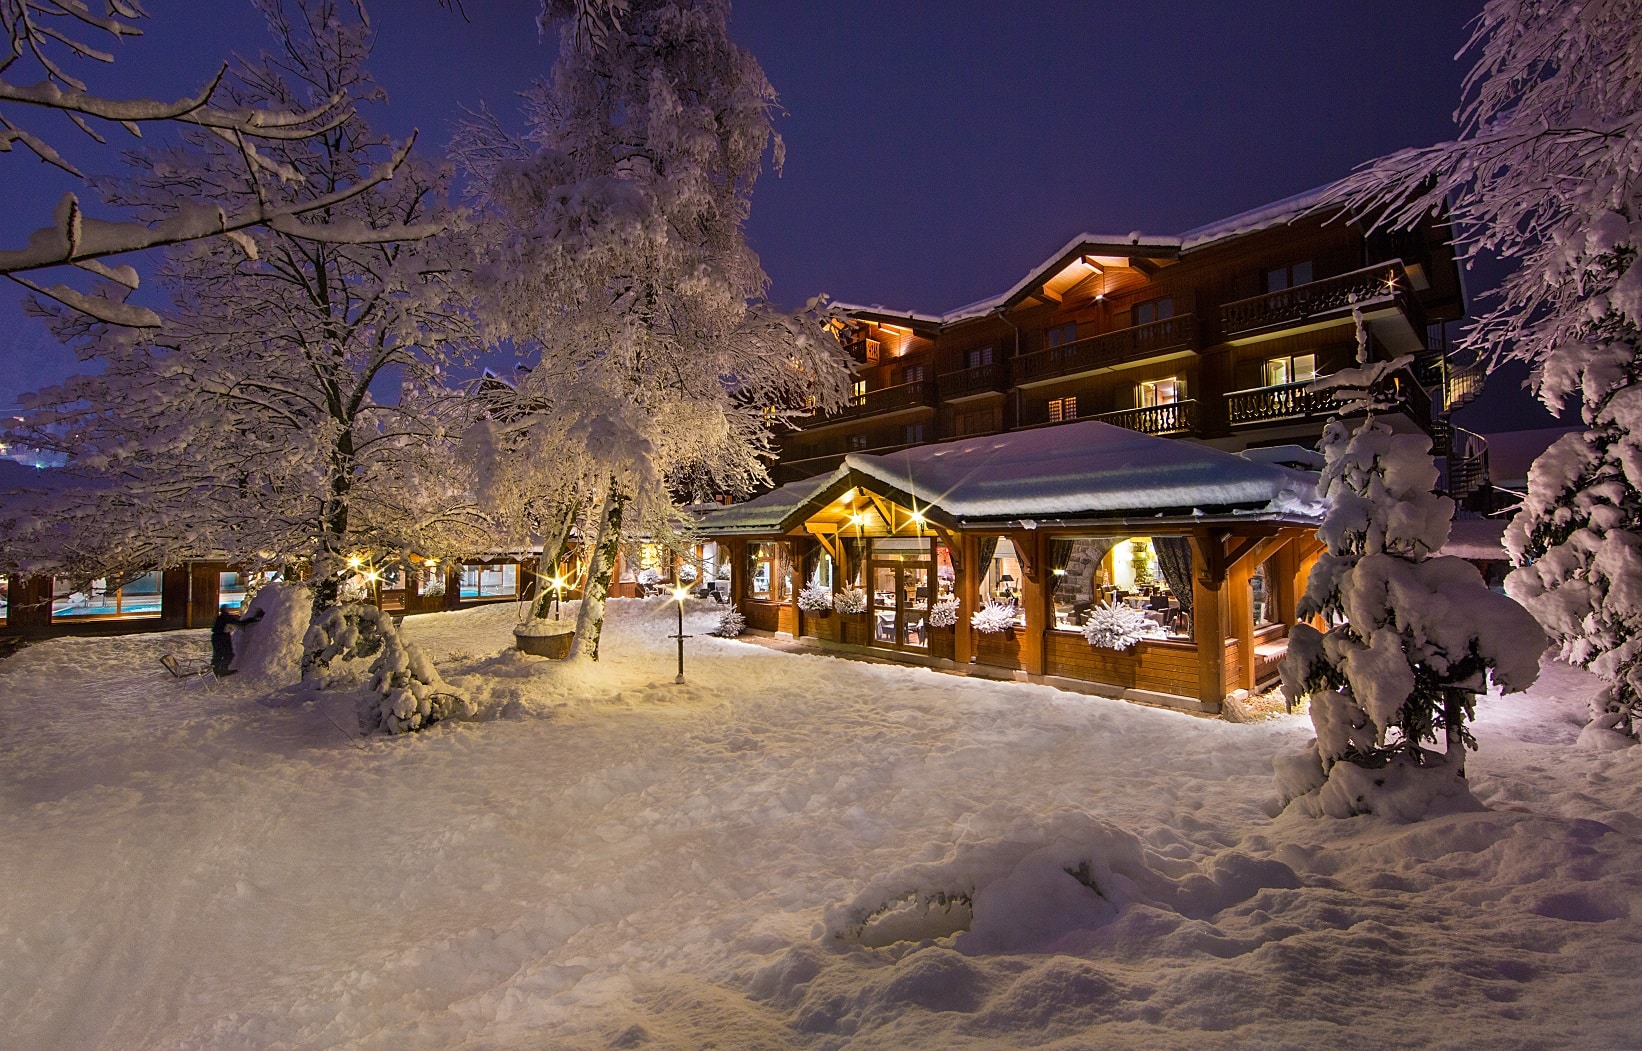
[698,420,1321,535]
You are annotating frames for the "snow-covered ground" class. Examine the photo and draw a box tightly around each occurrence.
[2,600,1638,1050]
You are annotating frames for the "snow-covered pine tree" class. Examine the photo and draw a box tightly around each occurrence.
[0,0,434,326]
[11,1,485,635]
[1279,321,1544,818]
[1505,298,1642,741]
[451,0,851,660]
[1323,0,1642,741]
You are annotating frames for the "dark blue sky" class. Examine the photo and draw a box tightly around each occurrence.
[0,0,1558,429]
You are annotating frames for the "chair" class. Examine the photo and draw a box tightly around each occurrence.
[160,653,218,691]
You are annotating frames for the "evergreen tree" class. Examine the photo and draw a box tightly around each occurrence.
[1281,328,1544,817]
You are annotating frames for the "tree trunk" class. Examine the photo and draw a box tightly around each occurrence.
[533,502,581,620]
[1443,687,1468,777]
[570,480,625,661]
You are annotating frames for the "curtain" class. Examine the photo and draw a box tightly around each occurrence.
[1049,539,1075,575]
[843,537,868,587]
[1152,536,1194,614]
[976,536,1000,601]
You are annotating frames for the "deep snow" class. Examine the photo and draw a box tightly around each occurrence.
[1,600,1638,1050]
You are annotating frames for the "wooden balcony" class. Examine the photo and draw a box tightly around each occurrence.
[1096,399,1198,437]
[1220,262,1419,340]
[814,379,936,424]
[937,362,1010,400]
[1012,315,1197,386]
[1226,379,1336,425]
[782,422,931,463]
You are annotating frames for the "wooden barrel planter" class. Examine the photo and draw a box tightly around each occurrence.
[839,612,872,646]
[804,610,837,642]
[514,623,575,659]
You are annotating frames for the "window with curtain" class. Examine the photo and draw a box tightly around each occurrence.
[1049,536,1194,639]
[979,537,1026,626]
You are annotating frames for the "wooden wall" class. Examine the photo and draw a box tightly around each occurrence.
[1045,632,1201,696]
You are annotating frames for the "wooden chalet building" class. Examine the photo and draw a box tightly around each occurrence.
[698,421,1324,715]
[777,183,1487,501]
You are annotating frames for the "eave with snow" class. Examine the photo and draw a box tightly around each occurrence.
[697,420,1327,715]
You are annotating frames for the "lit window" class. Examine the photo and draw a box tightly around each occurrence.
[1134,297,1174,325]
[1138,378,1183,407]
[1265,353,1318,386]
[851,379,866,403]
[1048,396,1078,422]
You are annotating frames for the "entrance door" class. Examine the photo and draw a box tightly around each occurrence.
[870,561,932,651]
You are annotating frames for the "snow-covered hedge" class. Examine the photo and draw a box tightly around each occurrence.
[928,596,960,628]
[970,600,1018,635]
[1081,599,1163,651]
[797,583,833,612]
[834,588,868,615]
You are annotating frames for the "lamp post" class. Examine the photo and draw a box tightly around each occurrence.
[669,584,691,683]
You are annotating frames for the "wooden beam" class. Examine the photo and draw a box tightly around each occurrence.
[806,525,841,566]
[1128,256,1159,277]
[1191,528,1232,587]
[1007,531,1039,582]
[932,525,963,575]
[865,492,897,533]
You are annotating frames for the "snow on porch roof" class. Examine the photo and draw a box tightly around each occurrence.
[842,420,1318,522]
[696,421,1320,535]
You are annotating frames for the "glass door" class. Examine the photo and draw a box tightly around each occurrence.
[869,560,933,651]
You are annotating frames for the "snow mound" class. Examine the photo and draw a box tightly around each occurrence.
[828,809,1300,957]
[231,581,309,684]
[1279,741,1485,822]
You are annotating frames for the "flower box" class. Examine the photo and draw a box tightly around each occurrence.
[928,624,955,661]
[840,611,872,646]
[804,610,838,642]
[976,626,1023,669]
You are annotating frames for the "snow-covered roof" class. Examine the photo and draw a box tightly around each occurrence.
[1441,519,1509,562]
[691,474,834,535]
[834,180,1350,329]
[1178,180,1343,251]
[698,421,1320,535]
[842,421,1317,522]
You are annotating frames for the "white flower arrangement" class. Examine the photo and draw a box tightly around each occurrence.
[678,563,698,583]
[834,587,869,615]
[712,606,746,637]
[970,600,1019,634]
[637,567,663,587]
[798,583,834,612]
[928,596,960,628]
[1081,599,1164,651]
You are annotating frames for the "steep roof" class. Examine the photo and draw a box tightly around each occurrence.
[697,421,1320,535]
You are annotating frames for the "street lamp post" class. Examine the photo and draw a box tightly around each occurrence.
[669,585,691,684]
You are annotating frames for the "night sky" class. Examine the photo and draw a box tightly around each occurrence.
[0,0,1562,431]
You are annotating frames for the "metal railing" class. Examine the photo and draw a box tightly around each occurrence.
[1012,315,1196,385]
[1220,261,1412,337]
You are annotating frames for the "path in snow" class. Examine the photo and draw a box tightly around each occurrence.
[1,600,1638,1049]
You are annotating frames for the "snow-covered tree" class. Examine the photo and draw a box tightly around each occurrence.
[1324,0,1642,740]
[7,0,483,618]
[1504,311,1642,739]
[452,0,850,660]
[1281,338,1544,817]
[0,0,440,326]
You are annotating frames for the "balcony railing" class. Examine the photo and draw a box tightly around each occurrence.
[1220,261,1412,338]
[782,422,934,462]
[937,362,1010,400]
[1226,379,1337,425]
[815,379,936,423]
[1095,399,1198,436]
[1012,315,1197,385]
